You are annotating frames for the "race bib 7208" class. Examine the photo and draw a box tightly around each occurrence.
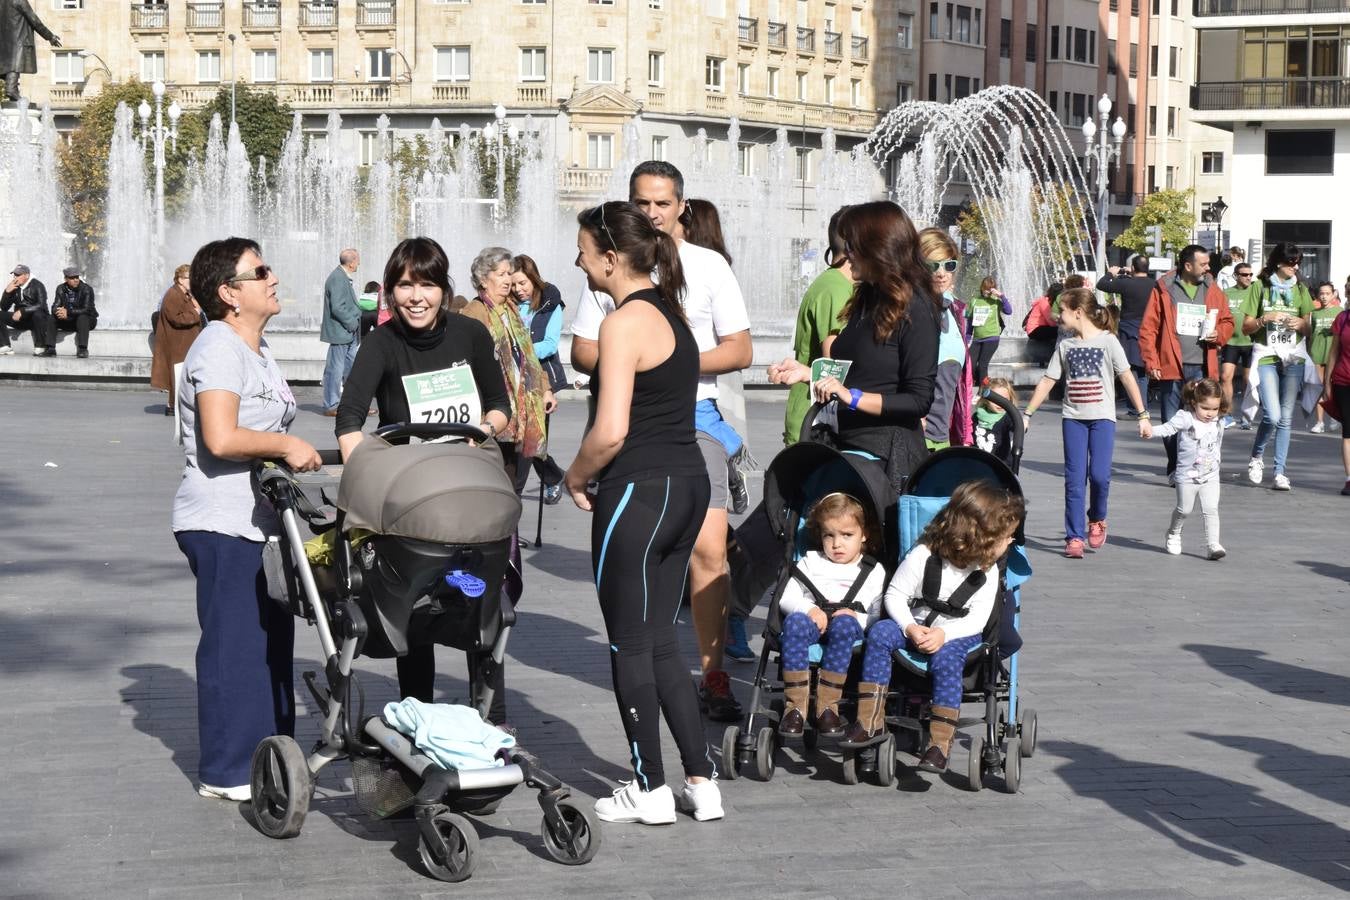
[401,365,481,426]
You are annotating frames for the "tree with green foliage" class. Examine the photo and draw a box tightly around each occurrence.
[57,81,206,261]
[1114,188,1195,256]
[956,182,1085,273]
[473,132,525,215]
[196,85,294,174]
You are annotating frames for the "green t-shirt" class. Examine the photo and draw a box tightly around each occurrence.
[967,293,1005,341]
[784,266,854,445]
[1309,305,1342,365]
[1179,280,1199,300]
[1223,283,1259,348]
[1239,281,1314,365]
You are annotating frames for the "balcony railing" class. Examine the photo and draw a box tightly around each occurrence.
[707,93,728,111]
[299,1,337,27]
[1192,78,1350,111]
[646,88,666,109]
[243,2,281,28]
[823,31,842,56]
[432,84,469,101]
[767,21,787,48]
[185,2,221,29]
[797,26,815,53]
[737,16,758,43]
[560,168,611,196]
[851,35,869,60]
[1111,191,1148,207]
[517,84,549,104]
[1194,0,1344,13]
[357,0,395,27]
[130,3,168,31]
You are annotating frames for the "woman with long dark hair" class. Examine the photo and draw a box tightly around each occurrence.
[563,200,723,826]
[682,198,733,266]
[509,253,567,502]
[768,200,941,490]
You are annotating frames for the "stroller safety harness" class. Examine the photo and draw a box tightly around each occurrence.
[912,553,986,627]
[788,554,879,616]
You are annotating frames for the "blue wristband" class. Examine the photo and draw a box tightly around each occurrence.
[848,388,862,410]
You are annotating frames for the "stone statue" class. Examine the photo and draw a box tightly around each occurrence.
[0,0,61,103]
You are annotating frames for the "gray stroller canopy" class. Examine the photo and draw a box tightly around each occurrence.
[337,436,522,544]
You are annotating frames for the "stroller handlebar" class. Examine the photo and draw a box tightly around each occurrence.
[976,381,1025,472]
[318,449,343,467]
[373,422,491,445]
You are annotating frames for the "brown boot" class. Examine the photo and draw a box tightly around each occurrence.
[814,672,848,737]
[919,705,960,773]
[779,670,810,736]
[840,682,886,746]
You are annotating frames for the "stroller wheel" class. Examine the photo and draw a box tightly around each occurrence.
[754,726,778,782]
[873,733,896,788]
[1004,739,1022,793]
[419,811,479,883]
[540,799,601,866]
[840,749,860,786]
[1017,708,1038,758]
[720,726,742,780]
[967,734,985,792]
[249,735,312,839]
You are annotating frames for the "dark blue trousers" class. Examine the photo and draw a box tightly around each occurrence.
[1061,418,1116,542]
[176,531,295,787]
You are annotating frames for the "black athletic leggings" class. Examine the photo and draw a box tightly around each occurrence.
[970,338,999,388]
[592,472,713,789]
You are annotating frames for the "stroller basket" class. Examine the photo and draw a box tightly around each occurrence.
[351,752,419,819]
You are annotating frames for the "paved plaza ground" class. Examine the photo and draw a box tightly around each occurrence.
[2,383,1349,898]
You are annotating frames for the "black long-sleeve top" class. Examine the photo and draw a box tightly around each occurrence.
[1096,273,1157,324]
[832,286,940,432]
[335,315,511,438]
[2,278,46,315]
[51,281,97,318]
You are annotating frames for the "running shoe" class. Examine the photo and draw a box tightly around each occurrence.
[679,777,725,822]
[699,670,743,722]
[1311,422,1327,434]
[1220,415,1235,430]
[1165,532,1182,556]
[1341,480,1350,496]
[0,346,12,355]
[725,614,755,662]
[1087,520,1107,550]
[1064,539,1085,559]
[594,782,676,825]
[1272,474,1291,491]
[1207,545,1227,561]
[1239,418,1253,430]
[727,464,749,515]
[1247,457,1264,485]
[198,783,251,802]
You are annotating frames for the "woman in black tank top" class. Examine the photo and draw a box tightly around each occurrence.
[564,202,723,826]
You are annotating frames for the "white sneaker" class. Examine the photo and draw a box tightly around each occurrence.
[1207,545,1227,561]
[1311,422,1327,434]
[594,781,676,825]
[31,346,44,356]
[198,782,251,802]
[0,346,12,355]
[1272,474,1291,491]
[1247,457,1264,485]
[679,778,725,822]
[1331,420,1342,433]
[1165,532,1182,555]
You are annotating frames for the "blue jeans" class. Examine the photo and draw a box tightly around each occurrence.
[1062,418,1116,542]
[1158,363,1206,475]
[1251,360,1305,476]
[322,336,359,411]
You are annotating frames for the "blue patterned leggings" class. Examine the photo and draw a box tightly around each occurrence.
[779,611,864,674]
[860,619,983,708]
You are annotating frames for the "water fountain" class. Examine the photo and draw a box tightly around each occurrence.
[0,101,69,284]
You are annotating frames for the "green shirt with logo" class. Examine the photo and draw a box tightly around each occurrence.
[967,293,1006,341]
[784,266,855,445]
[1239,282,1314,366]
[1223,283,1259,348]
[1309,304,1342,365]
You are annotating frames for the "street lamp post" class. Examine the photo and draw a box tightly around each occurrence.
[482,103,517,226]
[138,80,182,251]
[1209,195,1228,253]
[227,33,237,124]
[1081,93,1128,278]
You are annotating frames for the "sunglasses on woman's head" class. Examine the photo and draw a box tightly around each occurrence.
[228,264,272,283]
[927,259,958,273]
[595,204,618,252]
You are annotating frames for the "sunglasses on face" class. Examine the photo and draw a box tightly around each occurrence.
[927,259,958,273]
[228,264,272,283]
[1281,258,1302,267]
[1236,271,1253,277]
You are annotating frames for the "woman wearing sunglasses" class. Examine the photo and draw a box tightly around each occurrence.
[172,238,323,802]
[917,227,974,449]
[1240,242,1313,490]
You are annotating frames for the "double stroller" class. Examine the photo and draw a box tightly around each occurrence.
[723,391,1038,791]
[250,423,600,882]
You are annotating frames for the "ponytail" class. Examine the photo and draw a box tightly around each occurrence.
[652,230,688,324]
[1096,302,1120,334]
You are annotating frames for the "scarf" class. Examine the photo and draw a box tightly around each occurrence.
[1269,272,1297,304]
[477,292,548,459]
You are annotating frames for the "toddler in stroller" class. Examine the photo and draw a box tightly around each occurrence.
[249,423,600,882]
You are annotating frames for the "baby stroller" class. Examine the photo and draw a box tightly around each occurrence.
[848,386,1037,792]
[249,423,600,882]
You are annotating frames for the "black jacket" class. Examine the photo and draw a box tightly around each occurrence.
[528,284,568,393]
[51,281,97,319]
[1095,272,1157,325]
[1,278,47,316]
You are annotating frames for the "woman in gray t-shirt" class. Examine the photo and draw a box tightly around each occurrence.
[172,237,321,802]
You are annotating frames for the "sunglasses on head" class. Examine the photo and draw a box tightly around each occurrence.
[228,264,272,283]
[927,259,958,273]
[594,204,618,252]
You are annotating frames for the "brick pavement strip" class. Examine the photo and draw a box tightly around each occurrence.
[2,385,1350,897]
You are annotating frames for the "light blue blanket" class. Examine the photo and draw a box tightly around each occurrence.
[382,699,516,771]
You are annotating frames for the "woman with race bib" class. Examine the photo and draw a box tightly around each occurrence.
[335,237,511,713]
[1239,242,1313,491]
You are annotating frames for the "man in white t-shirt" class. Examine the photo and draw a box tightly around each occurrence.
[571,161,753,723]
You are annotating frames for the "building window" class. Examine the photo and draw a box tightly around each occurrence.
[652,135,668,160]
[52,50,84,84]
[359,131,381,167]
[1129,42,1138,77]
[797,0,808,25]
[796,147,811,182]
[140,51,165,83]
[587,132,613,169]
[57,0,84,8]
[1048,91,1058,121]
[309,49,334,82]
[1168,45,1179,79]
[1165,166,1176,189]
[1071,93,1086,126]
[434,46,469,81]
[705,55,724,91]
[1266,129,1334,175]
[928,2,938,39]
[796,70,807,100]
[896,81,912,104]
[1000,19,1010,58]
[1107,38,1117,75]
[823,73,834,103]
[364,47,390,81]
[1025,23,1036,61]
[589,0,615,4]
[955,6,970,43]
[1149,44,1158,77]
[1147,164,1156,191]
[850,78,861,107]
[522,0,547,4]
[851,6,861,33]
[1201,151,1224,174]
[1148,104,1157,136]
[954,75,969,100]
[737,62,750,95]
[927,72,937,100]
[587,48,614,83]
[737,142,753,176]
[197,50,221,84]
[649,0,663,8]
[648,51,664,86]
[520,46,547,81]
[1131,0,1139,15]
[253,49,277,83]
[1167,106,1177,137]
[1050,25,1059,59]
[767,67,780,97]
[897,13,913,50]
[824,2,836,31]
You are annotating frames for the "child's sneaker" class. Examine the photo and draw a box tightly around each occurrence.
[198,782,251,802]
[1165,532,1182,555]
[1220,415,1235,430]
[594,781,676,825]
[678,777,724,822]
[727,446,752,516]
[1247,457,1264,484]
[1311,421,1327,434]
[724,614,755,662]
[1272,473,1292,491]
[1341,479,1350,496]
[1087,520,1108,549]
[1064,539,1085,559]
[1207,545,1227,560]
